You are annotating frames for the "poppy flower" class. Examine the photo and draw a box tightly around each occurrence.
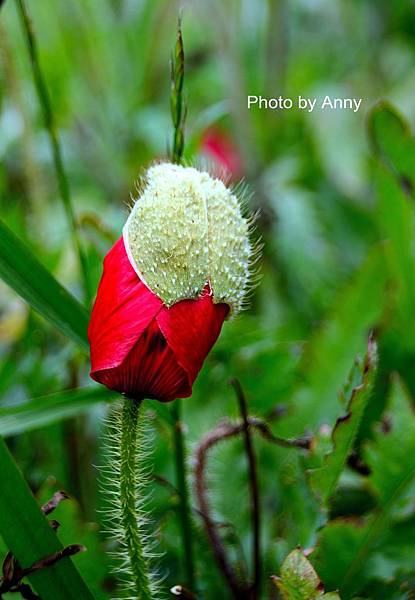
[88,163,256,402]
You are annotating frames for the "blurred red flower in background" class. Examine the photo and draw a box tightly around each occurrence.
[201,127,243,179]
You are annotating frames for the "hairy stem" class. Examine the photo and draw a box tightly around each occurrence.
[171,400,196,591]
[16,0,91,305]
[120,398,153,600]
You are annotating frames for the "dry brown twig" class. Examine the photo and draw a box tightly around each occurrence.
[193,391,311,600]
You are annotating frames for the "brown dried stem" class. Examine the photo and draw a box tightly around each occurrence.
[194,419,251,599]
[193,410,310,599]
[231,379,261,599]
[0,491,83,599]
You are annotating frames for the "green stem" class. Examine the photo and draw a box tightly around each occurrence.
[120,398,153,600]
[171,399,196,591]
[168,21,195,588]
[16,0,91,305]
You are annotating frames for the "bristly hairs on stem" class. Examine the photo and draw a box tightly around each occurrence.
[100,398,163,600]
[170,14,186,165]
[16,0,91,305]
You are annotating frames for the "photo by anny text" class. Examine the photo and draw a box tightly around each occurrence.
[247,95,363,113]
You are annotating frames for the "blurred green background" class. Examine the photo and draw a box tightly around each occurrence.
[1,1,415,598]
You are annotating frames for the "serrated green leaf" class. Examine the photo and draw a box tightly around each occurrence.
[273,548,341,600]
[312,378,415,598]
[0,218,89,350]
[309,338,378,505]
[278,249,385,437]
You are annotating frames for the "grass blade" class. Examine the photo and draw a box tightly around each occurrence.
[16,0,92,305]
[0,386,113,437]
[0,386,174,437]
[0,218,89,350]
[0,436,95,599]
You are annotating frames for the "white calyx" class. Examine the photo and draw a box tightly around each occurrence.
[123,162,256,315]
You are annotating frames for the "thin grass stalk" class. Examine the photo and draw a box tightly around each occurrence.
[16,0,91,305]
[171,400,196,591]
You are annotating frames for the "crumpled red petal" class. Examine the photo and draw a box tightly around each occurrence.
[93,317,190,402]
[88,236,163,375]
[156,285,229,389]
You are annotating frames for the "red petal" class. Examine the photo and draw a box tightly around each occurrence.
[89,240,228,401]
[94,317,190,402]
[156,285,229,389]
[88,237,163,376]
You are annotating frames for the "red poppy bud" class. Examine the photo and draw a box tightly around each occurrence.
[88,163,256,402]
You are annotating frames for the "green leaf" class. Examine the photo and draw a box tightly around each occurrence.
[0,386,113,437]
[0,218,89,350]
[279,249,385,436]
[375,166,415,329]
[368,101,415,190]
[272,548,341,600]
[373,514,415,581]
[309,338,378,505]
[364,377,415,510]
[312,378,415,598]
[0,386,174,436]
[37,479,112,600]
[0,436,95,600]
[311,521,366,596]
[361,574,415,600]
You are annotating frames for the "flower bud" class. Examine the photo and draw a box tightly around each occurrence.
[88,163,256,402]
